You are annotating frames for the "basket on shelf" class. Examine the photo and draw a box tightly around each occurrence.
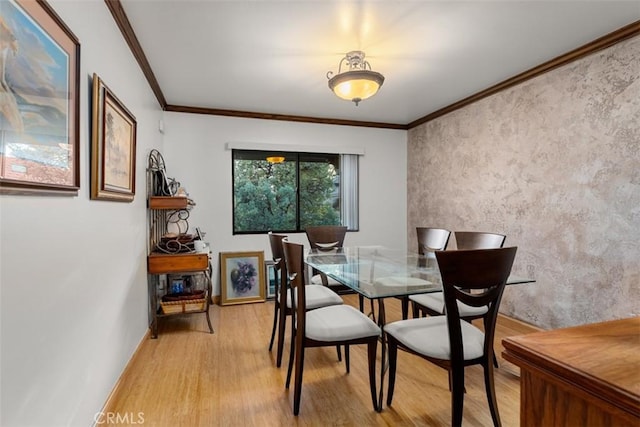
[160,290,206,314]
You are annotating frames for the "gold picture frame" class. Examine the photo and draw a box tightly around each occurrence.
[90,73,137,201]
[0,0,80,195]
[220,251,266,305]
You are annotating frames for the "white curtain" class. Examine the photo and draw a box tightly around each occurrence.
[340,154,359,231]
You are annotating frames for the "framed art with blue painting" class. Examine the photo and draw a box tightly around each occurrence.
[0,0,80,195]
[220,251,266,305]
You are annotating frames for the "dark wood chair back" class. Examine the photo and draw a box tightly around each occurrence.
[454,231,506,249]
[268,232,288,293]
[305,225,347,251]
[267,232,289,364]
[282,241,307,340]
[305,225,348,289]
[416,227,451,253]
[399,227,451,318]
[435,247,517,366]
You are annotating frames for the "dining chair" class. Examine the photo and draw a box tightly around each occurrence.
[398,227,451,319]
[410,231,506,319]
[305,224,370,314]
[305,225,348,286]
[267,232,343,368]
[385,247,517,427]
[282,241,381,415]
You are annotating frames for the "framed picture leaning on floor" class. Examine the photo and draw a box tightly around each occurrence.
[220,251,266,305]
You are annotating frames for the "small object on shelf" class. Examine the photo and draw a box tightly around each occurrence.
[161,233,195,244]
[194,240,210,253]
[162,290,206,301]
[170,278,185,294]
[155,233,196,254]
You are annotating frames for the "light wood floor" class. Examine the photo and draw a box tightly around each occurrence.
[105,295,538,426]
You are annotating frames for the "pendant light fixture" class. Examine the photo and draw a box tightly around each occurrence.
[327,51,384,106]
[266,156,285,164]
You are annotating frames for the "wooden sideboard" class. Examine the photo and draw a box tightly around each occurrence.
[502,317,640,427]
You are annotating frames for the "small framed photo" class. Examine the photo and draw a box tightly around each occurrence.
[170,277,185,294]
[90,73,137,201]
[220,251,266,305]
[265,260,276,299]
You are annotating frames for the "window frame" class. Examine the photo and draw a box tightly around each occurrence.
[232,149,355,235]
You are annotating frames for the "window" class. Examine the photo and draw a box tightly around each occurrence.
[232,150,358,234]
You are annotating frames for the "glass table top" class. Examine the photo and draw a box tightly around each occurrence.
[305,246,534,300]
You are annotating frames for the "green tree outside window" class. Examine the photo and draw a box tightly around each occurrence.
[233,150,341,234]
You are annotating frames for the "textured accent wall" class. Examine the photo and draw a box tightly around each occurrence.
[407,36,639,329]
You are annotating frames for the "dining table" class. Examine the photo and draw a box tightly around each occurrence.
[305,245,535,411]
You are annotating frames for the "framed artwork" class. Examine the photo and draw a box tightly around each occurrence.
[90,74,137,201]
[265,260,276,299]
[0,0,80,195]
[220,251,266,305]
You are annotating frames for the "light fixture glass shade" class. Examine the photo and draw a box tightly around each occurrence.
[328,70,384,104]
[327,51,384,106]
[266,156,285,164]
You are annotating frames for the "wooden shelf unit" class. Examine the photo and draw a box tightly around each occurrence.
[146,158,213,338]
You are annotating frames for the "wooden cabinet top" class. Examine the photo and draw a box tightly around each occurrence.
[503,316,640,418]
[149,196,188,210]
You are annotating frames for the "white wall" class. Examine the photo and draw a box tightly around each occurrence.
[162,113,408,296]
[0,1,163,426]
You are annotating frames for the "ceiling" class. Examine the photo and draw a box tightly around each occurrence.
[117,1,639,127]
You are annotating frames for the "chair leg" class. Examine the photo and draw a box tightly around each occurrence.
[481,316,499,369]
[451,367,465,427]
[268,302,279,352]
[276,306,287,367]
[386,339,398,406]
[359,294,364,312]
[336,345,342,362]
[293,341,305,415]
[345,345,350,373]
[484,360,502,427]
[285,327,296,389]
[401,297,409,320]
[411,301,420,318]
[367,339,378,411]
[448,370,467,393]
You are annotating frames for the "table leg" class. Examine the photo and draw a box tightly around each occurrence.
[376,298,387,412]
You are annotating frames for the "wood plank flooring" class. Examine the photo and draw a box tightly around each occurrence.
[105,295,538,426]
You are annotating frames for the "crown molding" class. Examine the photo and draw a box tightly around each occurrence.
[104,0,167,108]
[407,20,640,129]
[164,105,407,130]
[104,1,638,130]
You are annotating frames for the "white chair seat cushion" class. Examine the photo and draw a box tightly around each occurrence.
[384,316,485,360]
[409,292,489,317]
[286,285,343,310]
[310,273,341,286]
[305,305,381,342]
